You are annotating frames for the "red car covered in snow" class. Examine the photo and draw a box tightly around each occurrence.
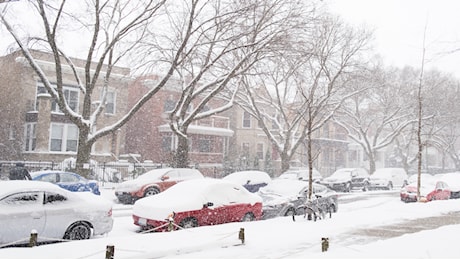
[132,178,263,231]
[400,175,451,203]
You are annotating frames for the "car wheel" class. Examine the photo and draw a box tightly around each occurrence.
[144,187,160,197]
[64,222,92,240]
[362,182,369,192]
[180,217,198,229]
[284,207,296,217]
[387,182,393,190]
[242,212,255,222]
[345,182,351,192]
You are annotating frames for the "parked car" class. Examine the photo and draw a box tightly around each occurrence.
[368,168,409,190]
[115,168,204,204]
[439,172,460,199]
[222,170,272,192]
[30,170,101,195]
[400,177,451,203]
[132,178,263,231]
[258,178,338,220]
[320,168,370,192]
[278,167,323,183]
[0,180,113,246]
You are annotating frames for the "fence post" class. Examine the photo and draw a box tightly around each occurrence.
[105,244,115,259]
[29,230,38,247]
[238,228,245,244]
[321,237,329,252]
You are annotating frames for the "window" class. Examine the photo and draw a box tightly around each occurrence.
[162,135,173,152]
[0,192,42,206]
[242,142,250,156]
[45,192,67,204]
[105,91,116,114]
[36,83,79,113]
[50,124,79,152]
[256,143,264,160]
[198,136,212,153]
[243,111,251,128]
[24,123,36,152]
[164,99,176,113]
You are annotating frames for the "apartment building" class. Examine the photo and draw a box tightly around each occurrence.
[124,75,233,177]
[0,50,131,163]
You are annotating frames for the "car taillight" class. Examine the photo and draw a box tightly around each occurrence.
[108,208,113,217]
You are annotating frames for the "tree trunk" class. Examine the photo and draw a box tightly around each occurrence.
[174,135,190,168]
[280,152,291,175]
[75,126,92,178]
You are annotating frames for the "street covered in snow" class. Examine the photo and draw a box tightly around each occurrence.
[1,187,459,259]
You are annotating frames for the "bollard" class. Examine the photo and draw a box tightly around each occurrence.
[321,237,329,252]
[29,229,38,247]
[106,244,115,259]
[238,228,245,244]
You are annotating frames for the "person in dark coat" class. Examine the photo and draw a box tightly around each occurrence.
[9,162,32,180]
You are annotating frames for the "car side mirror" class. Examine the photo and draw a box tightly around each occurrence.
[161,175,170,181]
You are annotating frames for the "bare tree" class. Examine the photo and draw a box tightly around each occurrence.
[0,0,194,176]
[238,13,371,199]
[334,65,417,175]
[148,0,313,168]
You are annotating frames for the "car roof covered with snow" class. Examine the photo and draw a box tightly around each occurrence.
[222,170,271,185]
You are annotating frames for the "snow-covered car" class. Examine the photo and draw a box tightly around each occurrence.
[320,168,370,192]
[132,178,263,231]
[258,179,338,220]
[438,172,460,199]
[278,167,323,183]
[0,180,113,246]
[400,175,451,203]
[115,168,204,204]
[222,170,272,192]
[31,170,101,195]
[368,168,409,190]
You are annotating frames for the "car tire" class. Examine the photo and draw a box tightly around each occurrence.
[345,182,351,192]
[144,187,160,197]
[242,212,255,222]
[362,182,369,192]
[64,222,92,240]
[387,182,393,190]
[284,207,296,217]
[180,217,198,229]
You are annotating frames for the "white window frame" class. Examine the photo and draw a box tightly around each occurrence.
[103,90,116,115]
[256,143,264,160]
[242,111,251,128]
[36,83,79,113]
[24,123,36,151]
[49,123,79,152]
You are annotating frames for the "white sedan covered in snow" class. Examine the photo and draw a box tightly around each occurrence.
[0,180,113,247]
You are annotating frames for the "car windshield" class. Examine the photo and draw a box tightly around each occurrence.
[136,169,171,180]
[330,169,352,178]
[258,179,306,197]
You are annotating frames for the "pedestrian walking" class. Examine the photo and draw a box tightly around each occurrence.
[9,162,32,180]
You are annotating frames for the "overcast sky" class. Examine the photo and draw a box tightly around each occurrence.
[2,0,460,78]
[327,0,460,78]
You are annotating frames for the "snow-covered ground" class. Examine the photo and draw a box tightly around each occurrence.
[1,184,459,259]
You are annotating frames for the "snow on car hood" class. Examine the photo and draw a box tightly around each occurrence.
[257,179,306,206]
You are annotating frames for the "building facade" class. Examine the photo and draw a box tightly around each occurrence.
[124,75,233,177]
[0,50,131,163]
